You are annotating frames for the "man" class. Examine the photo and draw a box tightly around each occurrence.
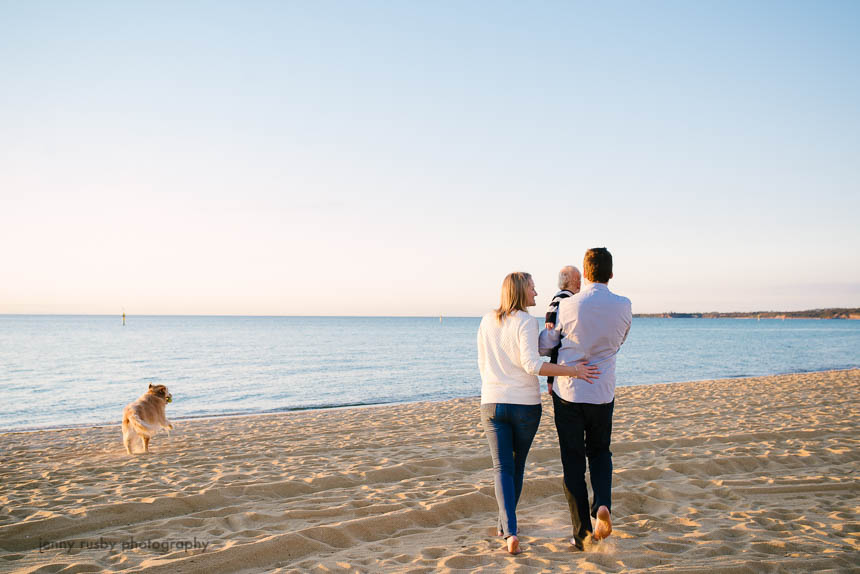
[544,266,582,397]
[539,247,632,549]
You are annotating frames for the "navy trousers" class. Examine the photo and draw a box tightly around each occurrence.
[552,392,614,543]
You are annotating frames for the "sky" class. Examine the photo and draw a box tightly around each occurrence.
[1,0,858,316]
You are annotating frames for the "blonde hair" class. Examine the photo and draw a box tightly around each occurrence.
[495,272,533,323]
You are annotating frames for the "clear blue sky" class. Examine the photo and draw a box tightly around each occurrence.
[1,1,858,315]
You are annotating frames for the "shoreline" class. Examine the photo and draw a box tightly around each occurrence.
[633,315,860,320]
[3,367,859,435]
[634,315,860,320]
[1,369,857,572]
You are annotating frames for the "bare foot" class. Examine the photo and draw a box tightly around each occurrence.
[593,506,612,540]
[506,535,521,555]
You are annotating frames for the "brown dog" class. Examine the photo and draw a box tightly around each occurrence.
[122,384,174,454]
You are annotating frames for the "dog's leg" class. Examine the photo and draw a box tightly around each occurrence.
[143,436,151,453]
[122,419,134,454]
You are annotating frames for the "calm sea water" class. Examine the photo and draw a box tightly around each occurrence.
[0,315,858,431]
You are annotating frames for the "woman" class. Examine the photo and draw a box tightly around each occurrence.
[477,271,599,555]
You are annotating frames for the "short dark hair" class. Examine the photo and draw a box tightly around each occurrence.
[583,248,612,283]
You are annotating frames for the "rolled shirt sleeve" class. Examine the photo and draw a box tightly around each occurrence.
[518,316,545,376]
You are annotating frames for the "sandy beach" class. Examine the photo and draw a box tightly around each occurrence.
[1,369,857,573]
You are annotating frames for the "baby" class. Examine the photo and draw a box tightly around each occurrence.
[544,265,582,394]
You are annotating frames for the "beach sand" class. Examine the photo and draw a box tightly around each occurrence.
[1,369,857,573]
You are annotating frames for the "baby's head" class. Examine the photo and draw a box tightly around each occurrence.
[558,266,581,293]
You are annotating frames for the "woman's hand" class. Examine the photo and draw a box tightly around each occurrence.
[575,362,600,384]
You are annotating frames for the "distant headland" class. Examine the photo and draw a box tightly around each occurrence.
[634,308,860,320]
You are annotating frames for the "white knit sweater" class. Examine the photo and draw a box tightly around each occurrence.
[477,310,543,405]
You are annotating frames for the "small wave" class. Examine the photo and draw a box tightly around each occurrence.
[264,399,392,413]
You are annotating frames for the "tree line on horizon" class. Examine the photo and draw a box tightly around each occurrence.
[633,308,860,319]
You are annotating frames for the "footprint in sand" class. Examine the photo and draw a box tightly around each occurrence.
[644,541,689,553]
[439,553,491,569]
[420,547,446,559]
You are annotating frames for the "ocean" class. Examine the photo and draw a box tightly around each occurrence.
[1,315,857,431]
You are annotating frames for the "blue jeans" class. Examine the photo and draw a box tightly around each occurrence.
[481,402,542,538]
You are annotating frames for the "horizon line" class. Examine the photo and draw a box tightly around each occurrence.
[1,307,858,319]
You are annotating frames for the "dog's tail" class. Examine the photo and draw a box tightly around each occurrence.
[129,412,160,436]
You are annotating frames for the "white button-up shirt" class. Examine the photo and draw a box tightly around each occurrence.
[539,282,632,404]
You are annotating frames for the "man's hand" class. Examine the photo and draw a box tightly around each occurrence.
[545,322,555,330]
[547,382,553,396]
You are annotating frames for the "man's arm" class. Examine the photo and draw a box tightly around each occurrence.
[619,299,632,346]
